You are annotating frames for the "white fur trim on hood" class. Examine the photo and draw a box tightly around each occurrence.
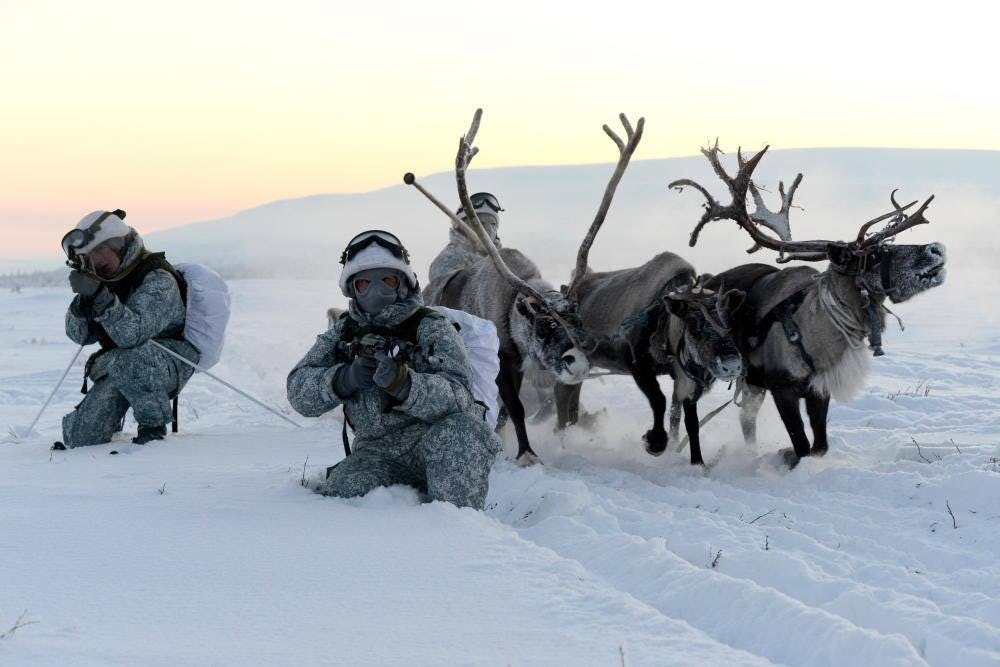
[339,243,418,297]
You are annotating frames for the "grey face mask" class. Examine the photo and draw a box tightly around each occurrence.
[351,268,408,314]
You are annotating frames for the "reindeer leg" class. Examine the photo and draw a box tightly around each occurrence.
[554,382,582,430]
[739,384,767,446]
[629,362,667,456]
[771,387,810,467]
[668,396,682,443]
[498,350,536,463]
[683,399,706,466]
[805,393,830,456]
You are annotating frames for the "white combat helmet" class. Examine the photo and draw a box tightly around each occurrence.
[61,209,133,259]
[338,230,418,297]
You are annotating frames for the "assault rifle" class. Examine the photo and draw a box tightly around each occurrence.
[336,333,418,364]
[337,334,421,413]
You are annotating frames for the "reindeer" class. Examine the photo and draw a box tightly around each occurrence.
[671,145,947,467]
[408,109,640,463]
[553,141,798,466]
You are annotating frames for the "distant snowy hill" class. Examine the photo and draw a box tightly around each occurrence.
[142,148,1000,281]
[6,148,996,287]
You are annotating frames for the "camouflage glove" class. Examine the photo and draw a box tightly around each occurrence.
[68,270,101,297]
[332,354,378,399]
[374,351,411,400]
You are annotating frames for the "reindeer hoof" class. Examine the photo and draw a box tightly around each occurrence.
[575,409,607,432]
[643,430,668,457]
[811,443,829,457]
[780,448,802,469]
[515,451,542,467]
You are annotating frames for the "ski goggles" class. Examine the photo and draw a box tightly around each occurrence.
[340,230,410,266]
[455,192,503,214]
[60,209,126,260]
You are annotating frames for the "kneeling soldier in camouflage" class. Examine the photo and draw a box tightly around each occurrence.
[57,210,198,449]
[286,230,501,509]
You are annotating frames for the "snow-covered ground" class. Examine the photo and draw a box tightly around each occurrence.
[1,277,998,666]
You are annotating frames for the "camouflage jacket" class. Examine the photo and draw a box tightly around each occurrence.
[65,237,195,361]
[286,300,479,443]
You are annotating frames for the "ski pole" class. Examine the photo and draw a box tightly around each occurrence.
[19,344,86,438]
[150,340,302,428]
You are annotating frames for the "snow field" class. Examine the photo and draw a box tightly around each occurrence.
[1,278,998,666]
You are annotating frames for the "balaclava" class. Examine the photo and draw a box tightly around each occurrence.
[351,268,410,314]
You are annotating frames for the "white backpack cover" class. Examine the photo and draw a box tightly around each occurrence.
[432,306,501,429]
[175,263,231,369]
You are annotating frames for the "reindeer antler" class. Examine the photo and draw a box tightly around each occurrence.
[742,152,802,255]
[565,113,645,301]
[857,190,934,248]
[663,282,730,335]
[453,110,547,304]
[452,109,593,349]
[670,143,833,260]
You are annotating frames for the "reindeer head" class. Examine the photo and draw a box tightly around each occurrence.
[823,192,947,303]
[662,282,745,381]
[513,291,591,384]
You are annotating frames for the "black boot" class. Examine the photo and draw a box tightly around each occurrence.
[51,441,66,451]
[133,425,166,445]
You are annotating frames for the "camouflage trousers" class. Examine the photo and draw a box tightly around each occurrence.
[62,341,196,448]
[318,411,502,510]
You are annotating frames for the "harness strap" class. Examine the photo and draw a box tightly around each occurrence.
[750,287,816,373]
[342,418,351,457]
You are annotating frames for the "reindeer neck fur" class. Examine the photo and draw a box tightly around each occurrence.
[795,266,885,401]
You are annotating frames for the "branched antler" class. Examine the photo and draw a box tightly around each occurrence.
[669,141,779,248]
[671,143,833,259]
[745,161,802,255]
[672,140,936,263]
[857,190,933,247]
[566,113,645,301]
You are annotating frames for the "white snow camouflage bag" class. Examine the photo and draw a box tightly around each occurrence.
[175,263,231,369]
[432,306,501,429]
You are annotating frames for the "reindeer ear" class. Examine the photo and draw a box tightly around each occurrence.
[827,242,853,266]
[723,289,746,313]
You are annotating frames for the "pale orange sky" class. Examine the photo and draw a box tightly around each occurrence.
[2,0,997,259]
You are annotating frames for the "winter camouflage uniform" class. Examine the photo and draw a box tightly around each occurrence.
[62,237,198,447]
[287,296,501,509]
[428,213,501,282]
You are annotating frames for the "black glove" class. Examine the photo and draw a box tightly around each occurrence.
[69,270,101,297]
[374,351,411,400]
[332,354,379,398]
